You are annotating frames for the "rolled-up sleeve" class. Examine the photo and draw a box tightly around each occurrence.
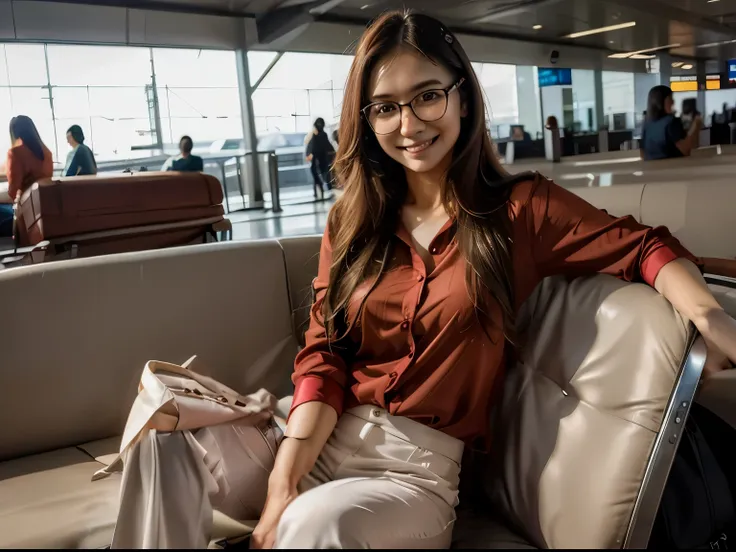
[289,223,348,420]
[511,175,701,296]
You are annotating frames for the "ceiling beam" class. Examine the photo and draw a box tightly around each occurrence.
[476,0,568,24]
[255,0,347,46]
[608,0,736,40]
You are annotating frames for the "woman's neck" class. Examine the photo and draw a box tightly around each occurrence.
[404,153,451,210]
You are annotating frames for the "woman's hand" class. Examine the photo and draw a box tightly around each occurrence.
[698,309,736,377]
[250,480,298,549]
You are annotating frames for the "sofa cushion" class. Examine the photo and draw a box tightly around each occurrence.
[0,240,299,462]
[0,447,119,548]
[488,274,689,548]
[452,507,537,549]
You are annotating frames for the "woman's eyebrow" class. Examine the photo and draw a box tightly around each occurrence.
[370,78,445,101]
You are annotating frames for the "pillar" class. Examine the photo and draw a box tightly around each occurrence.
[235,49,263,205]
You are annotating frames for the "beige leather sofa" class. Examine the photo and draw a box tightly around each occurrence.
[1,236,727,548]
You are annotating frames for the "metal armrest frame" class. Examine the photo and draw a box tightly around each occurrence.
[623,330,708,548]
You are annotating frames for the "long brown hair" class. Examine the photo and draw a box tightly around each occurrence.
[324,9,527,344]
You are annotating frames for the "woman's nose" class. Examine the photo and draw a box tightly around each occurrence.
[399,105,425,137]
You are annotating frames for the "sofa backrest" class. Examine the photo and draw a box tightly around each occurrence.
[488,273,690,548]
[0,239,301,461]
[278,235,322,347]
[569,179,736,259]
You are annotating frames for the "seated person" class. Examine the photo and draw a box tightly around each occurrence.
[63,125,97,177]
[162,135,204,172]
[641,85,701,160]
[1,115,53,237]
[510,125,532,142]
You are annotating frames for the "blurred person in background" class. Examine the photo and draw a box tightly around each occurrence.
[63,124,97,177]
[305,117,335,200]
[641,85,701,161]
[162,135,204,172]
[680,98,701,134]
[1,115,53,237]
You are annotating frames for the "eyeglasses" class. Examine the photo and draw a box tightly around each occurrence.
[362,78,465,135]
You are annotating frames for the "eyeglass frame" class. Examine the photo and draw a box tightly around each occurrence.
[361,77,466,135]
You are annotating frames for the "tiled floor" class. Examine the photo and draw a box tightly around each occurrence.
[228,195,334,241]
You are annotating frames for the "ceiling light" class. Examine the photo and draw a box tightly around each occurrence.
[564,21,636,39]
[630,54,656,59]
[696,38,736,48]
[707,0,720,3]
[608,43,681,58]
[672,61,684,67]
[682,64,693,69]
[533,24,543,30]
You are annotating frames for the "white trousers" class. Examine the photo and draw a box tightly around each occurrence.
[275,405,464,549]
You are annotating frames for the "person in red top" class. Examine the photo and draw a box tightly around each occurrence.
[252,11,736,549]
[0,116,54,236]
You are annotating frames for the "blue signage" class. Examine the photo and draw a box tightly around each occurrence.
[537,67,572,87]
[728,59,736,83]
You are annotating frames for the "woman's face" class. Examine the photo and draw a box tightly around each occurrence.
[66,132,75,147]
[367,48,464,175]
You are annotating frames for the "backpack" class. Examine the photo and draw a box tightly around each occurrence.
[649,403,736,549]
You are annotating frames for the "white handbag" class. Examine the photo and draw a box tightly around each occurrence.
[94,356,283,548]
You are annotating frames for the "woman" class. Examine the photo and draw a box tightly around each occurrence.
[0,116,53,237]
[63,125,97,177]
[251,11,736,549]
[305,117,335,199]
[161,135,204,172]
[641,85,701,160]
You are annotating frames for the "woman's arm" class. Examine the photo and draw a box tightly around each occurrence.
[5,150,21,201]
[512,176,735,372]
[252,222,348,549]
[253,401,337,549]
[674,116,701,156]
[654,258,736,372]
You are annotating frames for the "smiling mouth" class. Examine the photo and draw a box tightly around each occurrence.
[400,136,439,153]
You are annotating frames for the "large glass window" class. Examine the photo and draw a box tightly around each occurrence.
[571,69,597,132]
[1,43,243,166]
[45,45,155,161]
[153,48,241,150]
[249,51,353,135]
[472,62,519,138]
[602,71,636,130]
[0,45,55,157]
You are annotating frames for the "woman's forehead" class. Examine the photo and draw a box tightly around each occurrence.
[368,49,454,101]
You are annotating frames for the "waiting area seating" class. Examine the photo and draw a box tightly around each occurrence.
[2,236,734,548]
[0,172,231,269]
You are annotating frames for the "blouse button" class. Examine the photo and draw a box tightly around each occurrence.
[401,321,409,330]
[430,247,437,254]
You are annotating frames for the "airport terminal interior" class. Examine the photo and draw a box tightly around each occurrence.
[3,0,736,549]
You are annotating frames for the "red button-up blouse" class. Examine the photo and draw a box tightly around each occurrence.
[290,174,698,447]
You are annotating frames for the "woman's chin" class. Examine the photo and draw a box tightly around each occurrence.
[395,153,445,174]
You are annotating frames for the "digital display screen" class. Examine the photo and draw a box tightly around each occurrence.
[728,59,736,84]
[537,67,572,87]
